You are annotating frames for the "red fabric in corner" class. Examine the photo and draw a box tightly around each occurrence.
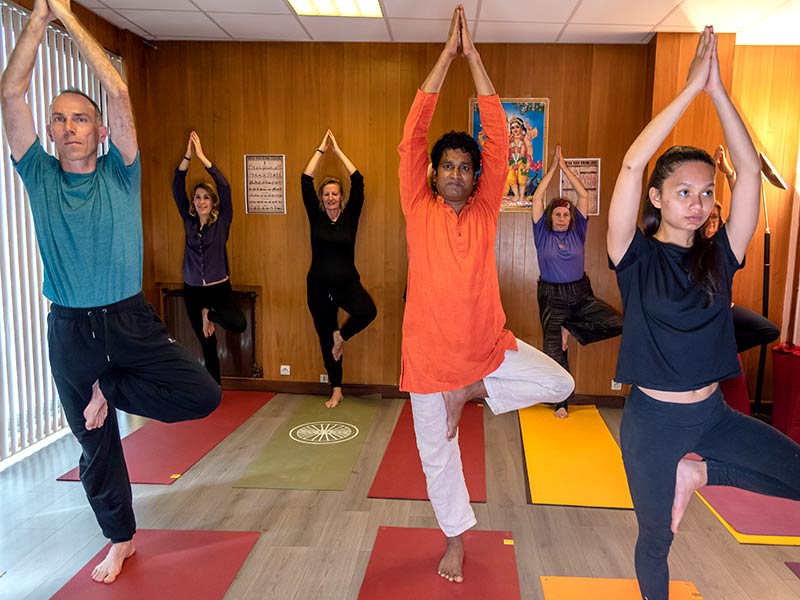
[367,400,486,502]
[719,355,751,415]
[51,529,259,600]
[359,527,521,600]
[787,562,800,580]
[772,344,800,443]
[58,391,275,484]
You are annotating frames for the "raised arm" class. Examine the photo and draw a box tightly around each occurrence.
[459,5,495,96]
[0,0,52,161]
[421,6,460,93]
[532,146,560,223]
[607,26,714,266]
[328,130,357,175]
[171,133,193,219]
[559,151,590,217]
[177,132,193,172]
[303,130,330,177]
[48,0,137,165]
[704,39,760,262]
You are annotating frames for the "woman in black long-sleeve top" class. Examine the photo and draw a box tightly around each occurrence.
[172,131,246,384]
[302,129,377,408]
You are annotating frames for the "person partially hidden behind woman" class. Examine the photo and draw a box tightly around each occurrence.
[173,131,247,384]
[301,129,377,408]
[531,144,622,418]
[704,144,780,354]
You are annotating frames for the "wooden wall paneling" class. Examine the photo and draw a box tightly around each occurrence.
[730,45,800,401]
[136,41,653,390]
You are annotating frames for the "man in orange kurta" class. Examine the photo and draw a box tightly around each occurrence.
[398,6,574,585]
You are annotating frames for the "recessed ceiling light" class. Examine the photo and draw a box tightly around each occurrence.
[288,0,383,18]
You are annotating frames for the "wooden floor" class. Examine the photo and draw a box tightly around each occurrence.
[1,394,799,599]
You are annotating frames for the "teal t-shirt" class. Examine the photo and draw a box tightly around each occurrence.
[13,137,143,308]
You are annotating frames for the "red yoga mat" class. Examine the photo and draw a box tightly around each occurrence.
[367,400,486,502]
[700,486,800,536]
[358,527,521,600]
[58,391,275,485]
[787,562,800,580]
[51,529,259,600]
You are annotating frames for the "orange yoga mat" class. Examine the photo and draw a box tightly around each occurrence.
[540,576,703,599]
[58,391,275,484]
[367,400,486,502]
[359,527,520,599]
[51,529,259,600]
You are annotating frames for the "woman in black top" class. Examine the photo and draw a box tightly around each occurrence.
[302,130,377,408]
[607,28,800,600]
[173,131,246,384]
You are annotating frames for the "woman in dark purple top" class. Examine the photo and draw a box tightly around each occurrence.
[531,144,622,418]
[172,131,246,384]
[302,129,377,408]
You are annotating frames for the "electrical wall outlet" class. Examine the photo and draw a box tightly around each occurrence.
[280,365,291,376]
[611,380,622,391]
[320,374,329,383]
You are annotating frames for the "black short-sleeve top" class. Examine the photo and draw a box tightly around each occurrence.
[609,226,743,391]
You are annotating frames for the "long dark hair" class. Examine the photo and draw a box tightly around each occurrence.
[642,146,722,305]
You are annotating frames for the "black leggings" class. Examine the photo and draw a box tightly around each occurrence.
[306,278,377,388]
[48,293,221,542]
[183,280,247,384]
[731,304,779,353]
[537,274,623,409]
[621,386,800,600]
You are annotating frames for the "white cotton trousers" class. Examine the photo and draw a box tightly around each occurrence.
[410,338,574,537]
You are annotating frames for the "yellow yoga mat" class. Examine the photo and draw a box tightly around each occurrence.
[519,404,633,509]
[540,576,703,599]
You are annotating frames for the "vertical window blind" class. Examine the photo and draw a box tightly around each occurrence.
[0,1,123,461]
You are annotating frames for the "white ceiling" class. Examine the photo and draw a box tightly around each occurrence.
[79,0,800,45]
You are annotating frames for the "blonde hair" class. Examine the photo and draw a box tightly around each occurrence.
[316,177,347,211]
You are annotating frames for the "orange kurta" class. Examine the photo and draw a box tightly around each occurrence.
[398,90,516,394]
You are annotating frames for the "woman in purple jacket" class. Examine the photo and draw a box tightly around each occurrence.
[172,131,246,384]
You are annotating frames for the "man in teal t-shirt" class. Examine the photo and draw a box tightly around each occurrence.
[0,0,220,585]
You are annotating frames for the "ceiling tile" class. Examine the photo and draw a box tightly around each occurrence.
[209,13,309,41]
[659,0,788,31]
[77,0,106,8]
[475,21,561,43]
[100,0,196,9]
[478,0,579,23]
[92,8,152,38]
[387,18,456,42]
[381,0,480,20]
[193,0,291,13]
[117,10,229,38]
[299,16,390,41]
[559,23,652,43]
[736,0,800,44]
[571,0,681,25]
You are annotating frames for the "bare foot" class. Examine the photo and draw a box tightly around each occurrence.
[84,380,109,430]
[554,407,568,419]
[202,308,215,338]
[671,457,707,533]
[438,535,464,583]
[325,387,344,408]
[91,539,136,584]
[561,326,570,352]
[442,380,486,441]
[332,330,344,361]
